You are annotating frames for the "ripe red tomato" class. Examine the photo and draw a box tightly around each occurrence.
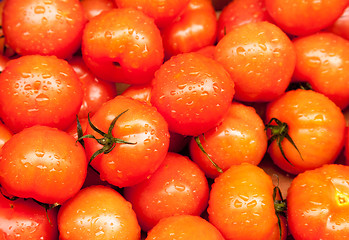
[189,102,267,179]
[208,163,285,240]
[265,0,349,36]
[124,152,209,231]
[82,8,164,84]
[151,52,235,136]
[293,32,349,109]
[266,89,346,175]
[69,56,117,119]
[0,125,87,204]
[161,0,217,58]
[81,0,117,20]
[114,0,189,29]
[0,193,58,240]
[58,185,140,240]
[2,0,86,59]
[83,96,170,187]
[0,55,83,133]
[146,215,225,240]
[215,21,296,102]
[217,0,273,41]
[287,164,349,239]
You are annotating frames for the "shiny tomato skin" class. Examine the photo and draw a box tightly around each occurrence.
[208,163,278,240]
[124,152,209,231]
[217,0,273,41]
[84,96,170,188]
[0,193,58,240]
[69,56,117,119]
[215,21,296,102]
[0,55,83,133]
[81,0,117,20]
[293,32,349,109]
[189,102,267,179]
[266,89,346,175]
[3,0,86,59]
[287,164,349,239]
[82,8,164,84]
[146,215,225,240]
[265,0,349,36]
[0,125,87,204]
[114,0,189,29]
[151,52,235,136]
[58,185,140,240]
[161,0,217,58]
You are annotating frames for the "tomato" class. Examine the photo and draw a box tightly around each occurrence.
[0,192,58,240]
[293,32,349,109]
[189,102,267,179]
[265,0,349,36]
[2,0,86,59]
[124,152,209,231]
[146,215,224,240]
[114,0,189,29]
[83,96,170,187]
[0,125,87,204]
[208,163,285,240]
[161,0,217,58]
[215,21,296,102]
[69,56,117,119]
[217,0,273,41]
[58,185,140,240]
[151,52,235,136]
[82,8,164,85]
[0,55,83,133]
[287,164,349,239]
[0,122,12,149]
[81,0,117,21]
[266,89,346,175]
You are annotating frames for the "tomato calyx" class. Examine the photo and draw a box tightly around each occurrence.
[264,118,303,166]
[194,135,223,174]
[273,185,287,240]
[77,109,137,164]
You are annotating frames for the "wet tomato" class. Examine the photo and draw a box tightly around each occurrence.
[3,0,86,59]
[58,185,140,240]
[151,52,235,136]
[82,96,170,187]
[287,164,349,239]
[0,55,83,133]
[0,125,87,204]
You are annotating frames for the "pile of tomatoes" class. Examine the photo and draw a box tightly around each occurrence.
[0,0,349,239]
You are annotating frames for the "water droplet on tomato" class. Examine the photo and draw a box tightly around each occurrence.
[34,6,46,14]
[104,31,112,39]
[35,93,50,104]
[236,47,246,56]
[35,151,45,157]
